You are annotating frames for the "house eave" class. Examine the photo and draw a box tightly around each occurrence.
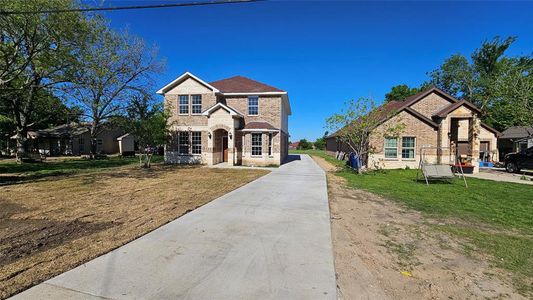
[156,71,220,95]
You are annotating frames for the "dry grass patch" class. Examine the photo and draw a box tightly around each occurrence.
[0,164,268,299]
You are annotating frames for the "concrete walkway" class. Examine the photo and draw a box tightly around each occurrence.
[465,168,533,185]
[12,154,336,300]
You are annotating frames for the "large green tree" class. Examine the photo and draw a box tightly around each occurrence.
[68,20,164,157]
[113,94,169,152]
[428,36,532,131]
[384,84,420,102]
[0,0,89,160]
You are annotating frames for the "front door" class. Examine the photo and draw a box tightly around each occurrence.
[222,136,228,162]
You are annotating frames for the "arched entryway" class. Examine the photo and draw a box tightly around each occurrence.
[213,128,228,164]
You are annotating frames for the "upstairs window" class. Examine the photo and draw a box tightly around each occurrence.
[191,95,202,114]
[401,137,416,159]
[248,96,259,116]
[251,133,262,156]
[268,133,273,156]
[384,137,398,159]
[191,132,202,154]
[179,95,189,114]
[178,132,189,154]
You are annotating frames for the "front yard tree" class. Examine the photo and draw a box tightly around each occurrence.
[113,94,169,167]
[69,21,164,158]
[0,0,88,160]
[326,97,404,173]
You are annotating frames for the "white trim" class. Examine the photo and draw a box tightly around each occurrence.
[222,92,287,96]
[202,102,243,117]
[116,133,131,140]
[156,71,219,95]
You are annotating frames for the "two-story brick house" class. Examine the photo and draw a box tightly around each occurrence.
[157,72,291,166]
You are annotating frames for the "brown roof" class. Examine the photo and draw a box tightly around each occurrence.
[210,76,285,93]
[242,121,279,131]
[500,126,532,139]
[326,87,455,139]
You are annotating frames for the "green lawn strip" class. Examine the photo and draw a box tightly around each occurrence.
[0,155,164,178]
[337,168,533,233]
[295,149,533,294]
[289,149,346,168]
[435,225,533,295]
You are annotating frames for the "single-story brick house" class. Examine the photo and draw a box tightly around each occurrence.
[325,87,500,173]
[158,72,291,166]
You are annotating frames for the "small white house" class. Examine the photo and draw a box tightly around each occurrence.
[117,133,135,156]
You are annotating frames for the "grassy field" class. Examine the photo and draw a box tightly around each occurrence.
[0,161,268,298]
[292,149,533,295]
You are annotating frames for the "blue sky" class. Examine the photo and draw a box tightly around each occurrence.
[99,1,533,141]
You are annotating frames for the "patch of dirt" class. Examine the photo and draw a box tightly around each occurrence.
[0,164,268,299]
[311,156,525,300]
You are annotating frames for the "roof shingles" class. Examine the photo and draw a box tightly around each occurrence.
[210,76,285,93]
[242,121,279,131]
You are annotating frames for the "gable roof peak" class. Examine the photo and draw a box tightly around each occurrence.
[156,71,219,95]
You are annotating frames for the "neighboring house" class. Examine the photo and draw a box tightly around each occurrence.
[498,126,533,159]
[325,87,500,173]
[117,133,136,156]
[289,142,299,150]
[158,72,291,166]
[10,123,124,156]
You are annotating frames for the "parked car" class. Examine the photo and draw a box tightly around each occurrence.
[504,146,533,173]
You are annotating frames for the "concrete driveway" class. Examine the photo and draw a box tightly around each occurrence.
[11,154,336,300]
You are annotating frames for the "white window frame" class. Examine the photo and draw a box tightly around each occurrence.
[191,95,202,115]
[384,137,398,159]
[178,131,189,154]
[401,137,416,159]
[248,96,259,116]
[251,133,262,156]
[191,131,202,154]
[179,95,189,115]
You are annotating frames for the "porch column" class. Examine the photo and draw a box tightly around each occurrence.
[228,129,235,166]
[206,129,214,165]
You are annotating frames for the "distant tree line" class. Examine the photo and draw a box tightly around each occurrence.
[384,36,532,131]
[0,0,167,161]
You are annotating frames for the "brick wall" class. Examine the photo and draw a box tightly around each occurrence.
[225,96,282,130]
[409,92,454,119]
[369,111,439,169]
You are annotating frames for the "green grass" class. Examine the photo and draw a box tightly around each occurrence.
[0,155,164,179]
[290,149,346,168]
[437,225,533,294]
[294,149,533,294]
[341,169,532,232]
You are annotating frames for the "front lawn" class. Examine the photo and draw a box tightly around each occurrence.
[296,149,533,295]
[0,164,268,299]
[0,155,163,183]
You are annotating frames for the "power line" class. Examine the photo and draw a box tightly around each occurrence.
[0,0,263,15]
